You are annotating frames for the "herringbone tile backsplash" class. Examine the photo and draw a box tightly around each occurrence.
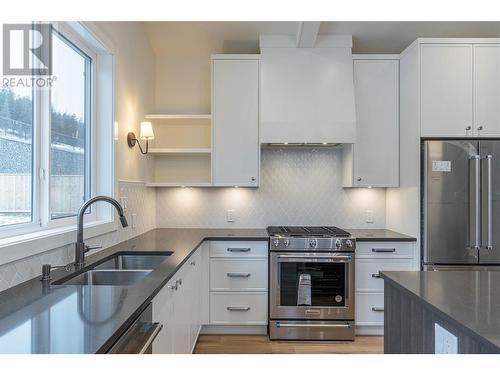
[156,148,386,228]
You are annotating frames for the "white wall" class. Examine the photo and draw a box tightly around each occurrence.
[0,22,157,292]
[95,22,156,183]
[156,148,386,228]
[144,22,298,114]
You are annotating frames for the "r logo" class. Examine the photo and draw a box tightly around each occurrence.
[3,23,52,76]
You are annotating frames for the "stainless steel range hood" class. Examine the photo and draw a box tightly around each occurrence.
[259,34,356,145]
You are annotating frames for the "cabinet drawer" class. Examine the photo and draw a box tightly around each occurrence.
[210,292,267,325]
[355,293,384,326]
[356,241,413,258]
[210,241,268,258]
[356,259,414,292]
[210,259,267,291]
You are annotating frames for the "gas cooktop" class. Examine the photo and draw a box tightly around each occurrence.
[267,226,351,238]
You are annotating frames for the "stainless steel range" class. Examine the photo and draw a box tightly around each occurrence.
[268,226,356,341]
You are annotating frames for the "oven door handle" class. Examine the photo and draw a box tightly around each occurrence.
[276,254,352,261]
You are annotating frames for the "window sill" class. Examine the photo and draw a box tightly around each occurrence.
[0,219,117,266]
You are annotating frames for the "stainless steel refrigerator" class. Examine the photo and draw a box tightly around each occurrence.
[423,139,500,270]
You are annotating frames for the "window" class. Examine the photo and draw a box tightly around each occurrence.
[0,85,33,227]
[0,22,113,241]
[50,31,91,220]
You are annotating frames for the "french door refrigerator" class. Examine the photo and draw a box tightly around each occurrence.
[423,139,500,270]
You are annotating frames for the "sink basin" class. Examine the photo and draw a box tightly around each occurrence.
[52,252,172,286]
[57,270,151,286]
[93,252,173,271]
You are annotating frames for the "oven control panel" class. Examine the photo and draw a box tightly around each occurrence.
[270,237,356,252]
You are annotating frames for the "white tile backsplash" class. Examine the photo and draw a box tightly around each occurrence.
[156,148,387,228]
[0,182,156,292]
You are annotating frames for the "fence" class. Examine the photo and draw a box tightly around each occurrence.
[0,174,84,215]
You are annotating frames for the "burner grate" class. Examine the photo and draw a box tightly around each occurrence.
[267,226,351,237]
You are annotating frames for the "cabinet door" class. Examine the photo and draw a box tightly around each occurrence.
[421,44,473,137]
[351,59,399,187]
[212,58,259,187]
[474,45,500,137]
[171,264,190,354]
[152,281,175,353]
[187,250,202,352]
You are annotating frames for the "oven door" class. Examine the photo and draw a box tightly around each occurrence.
[270,252,354,320]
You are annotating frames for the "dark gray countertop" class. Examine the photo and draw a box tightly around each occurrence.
[0,226,412,354]
[381,271,500,349]
[0,228,268,354]
[347,229,416,242]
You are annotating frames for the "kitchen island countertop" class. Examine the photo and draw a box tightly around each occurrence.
[381,270,500,352]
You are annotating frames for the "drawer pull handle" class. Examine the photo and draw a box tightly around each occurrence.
[372,248,396,253]
[227,248,251,253]
[227,272,251,278]
[227,306,251,312]
[371,307,384,312]
[372,273,382,278]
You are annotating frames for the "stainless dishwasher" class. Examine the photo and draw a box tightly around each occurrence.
[107,304,162,354]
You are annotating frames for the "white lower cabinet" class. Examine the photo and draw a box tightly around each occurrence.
[208,241,268,333]
[210,258,267,291]
[152,240,268,353]
[356,292,385,326]
[152,243,207,354]
[355,241,416,335]
[210,292,267,325]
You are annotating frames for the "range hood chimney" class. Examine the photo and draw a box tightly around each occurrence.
[259,32,357,145]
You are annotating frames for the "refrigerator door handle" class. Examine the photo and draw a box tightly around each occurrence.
[481,155,493,250]
[469,155,481,250]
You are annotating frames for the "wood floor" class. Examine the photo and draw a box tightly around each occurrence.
[194,335,384,354]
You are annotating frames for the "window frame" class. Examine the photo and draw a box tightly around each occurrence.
[0,21,116,249]
[45,24,97,228]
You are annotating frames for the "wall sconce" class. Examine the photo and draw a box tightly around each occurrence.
[127,121,154,154]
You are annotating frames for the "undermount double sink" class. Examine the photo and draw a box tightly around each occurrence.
[53,252,173,287]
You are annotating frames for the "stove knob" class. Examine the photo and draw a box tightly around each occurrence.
[283,239,290,247]
[346,240,353,248]
[309,239,318,248]
[273,239,279,247]
[335,239,342,248]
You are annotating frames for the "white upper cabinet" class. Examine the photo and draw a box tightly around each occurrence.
[420,44,474,137]
[343,57,399,188]
[474,45,500,137]
[260,38,356,144]
[212,56,260,187]
[419,40,500,137]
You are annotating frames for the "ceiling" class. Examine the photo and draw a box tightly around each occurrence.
[143,21,500,55]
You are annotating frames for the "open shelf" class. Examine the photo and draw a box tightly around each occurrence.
[145,114,211,120]
[148,148,212,156]
[145,113,212,187]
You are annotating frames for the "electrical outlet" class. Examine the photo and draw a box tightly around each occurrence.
[226,209,236,223]
[131,213,137,229]
[434,323,458,354]
[365,209,374,223]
